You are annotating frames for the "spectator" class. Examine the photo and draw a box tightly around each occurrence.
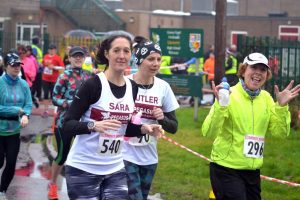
[225,48,238,86]
[203,52,215,87]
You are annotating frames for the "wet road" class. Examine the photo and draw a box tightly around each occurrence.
[2,103,68,200]
[2,102,162,200]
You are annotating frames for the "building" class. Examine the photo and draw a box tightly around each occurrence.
[0,0,299,52]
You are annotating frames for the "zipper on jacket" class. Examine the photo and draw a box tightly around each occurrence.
[251,97,255,168]
[251,97,254,134]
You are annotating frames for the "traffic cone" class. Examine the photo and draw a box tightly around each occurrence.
[209,189,216,200]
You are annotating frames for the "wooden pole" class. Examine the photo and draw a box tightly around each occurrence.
[214,0,227,85]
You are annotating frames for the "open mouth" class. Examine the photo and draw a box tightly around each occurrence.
[252,77,261,84]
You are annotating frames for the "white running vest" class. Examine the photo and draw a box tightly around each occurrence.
[66,72,135,175]
[122,75,179,165]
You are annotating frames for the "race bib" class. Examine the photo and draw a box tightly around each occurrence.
[243,135,264,158]
[98,134,123,156]
[127,135,152,146]
[43,67,53,75]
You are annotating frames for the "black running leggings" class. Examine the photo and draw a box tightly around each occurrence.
[0,134,21,192]
[54,127,73,166]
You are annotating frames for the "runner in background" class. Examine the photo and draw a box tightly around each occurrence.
[202,52,300,200]
[31,36,43,102]
[123,38,179,200]
[26,45,40,108]
[61,32,163,199]
[0,53,32,200]
[42,44,64,100]
[17,45,37,89]
[47,46,92,200]
[63,45,71,68]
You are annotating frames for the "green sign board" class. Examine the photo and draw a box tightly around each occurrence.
[157,74,203,97]
[150,28,204,57]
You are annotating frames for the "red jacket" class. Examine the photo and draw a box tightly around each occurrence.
[42,54,64,83]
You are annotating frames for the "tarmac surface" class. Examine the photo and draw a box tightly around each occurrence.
[2,102,69,200]
[2,101,164,200]
[1,94,214,200]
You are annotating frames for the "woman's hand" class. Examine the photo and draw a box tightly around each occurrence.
[141,124,164,138]
[20,115,29,127]
[275,80,300,106]
[94,119,122,133]
[212,81,223,101]
[152,107,164,120]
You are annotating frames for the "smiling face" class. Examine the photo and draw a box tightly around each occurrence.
[105,37,131,72]
[242,64,268,90]
[69,53,85,68]
[139,52,161,77]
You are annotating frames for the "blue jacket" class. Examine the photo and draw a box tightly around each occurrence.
[0,74,32,135]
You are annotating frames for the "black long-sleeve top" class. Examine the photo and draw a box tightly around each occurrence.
[62,75,178,138]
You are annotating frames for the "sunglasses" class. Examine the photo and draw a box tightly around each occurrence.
[11,63,22,68]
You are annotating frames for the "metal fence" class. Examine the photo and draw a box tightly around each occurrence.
[237,35,300,95]
[0,32,101,58]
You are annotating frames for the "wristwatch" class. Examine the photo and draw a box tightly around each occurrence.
[20,113,30,118]
[87,121,95,131]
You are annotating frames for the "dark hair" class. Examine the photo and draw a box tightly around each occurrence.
[32,36,39,45]
[17,45,27,55]
[26,45,35,57]
[8,48,18,54]
[133,36,148,48]
[96,34,132,66]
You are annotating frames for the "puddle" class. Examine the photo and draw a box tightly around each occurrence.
[14,133,68,195]
[15,134,51,179]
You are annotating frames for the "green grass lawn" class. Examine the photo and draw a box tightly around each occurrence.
[151,107,300,200]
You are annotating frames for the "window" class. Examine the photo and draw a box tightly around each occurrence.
[230,31,247,46]
[279,25,300,41]
[16,23,48,45]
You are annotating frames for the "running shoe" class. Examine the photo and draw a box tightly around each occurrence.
[47,183,58,200]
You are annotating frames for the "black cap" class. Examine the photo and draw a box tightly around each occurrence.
[4,53,23,66]
[69,46,85,57]
[49,44,57,49]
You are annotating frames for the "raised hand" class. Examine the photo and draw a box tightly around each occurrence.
[211,81,225,101]
[275,80,300,106]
